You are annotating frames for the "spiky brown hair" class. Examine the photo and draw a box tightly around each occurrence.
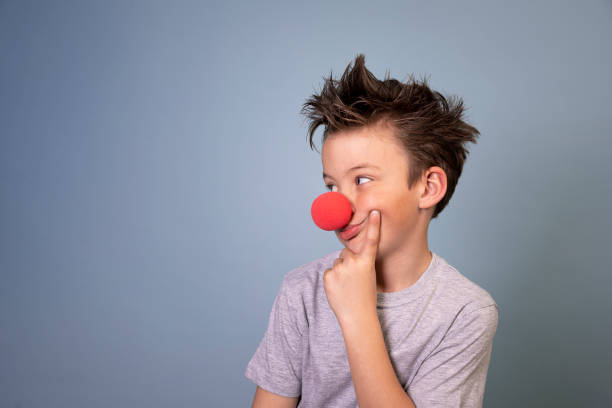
[301,54,480,220]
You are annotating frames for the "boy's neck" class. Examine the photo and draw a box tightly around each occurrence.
[374,236,432,294]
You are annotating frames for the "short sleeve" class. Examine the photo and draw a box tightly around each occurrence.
[244,274,306,397]
[407,304,499,408]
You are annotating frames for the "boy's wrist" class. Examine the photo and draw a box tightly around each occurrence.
[338,309,380,334]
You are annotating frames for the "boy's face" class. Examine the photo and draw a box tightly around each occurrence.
[321,122,426,256]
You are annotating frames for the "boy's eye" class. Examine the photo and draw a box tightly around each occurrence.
[325,176,372,192]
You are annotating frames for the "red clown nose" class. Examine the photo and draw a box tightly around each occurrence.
[310,192,352,231]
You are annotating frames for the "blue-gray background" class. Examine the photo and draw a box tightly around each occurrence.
[1,1,611,407]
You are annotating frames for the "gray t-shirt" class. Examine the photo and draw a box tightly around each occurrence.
[245,249,499,407]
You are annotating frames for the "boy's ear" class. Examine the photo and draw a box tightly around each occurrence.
[420,167,447,209]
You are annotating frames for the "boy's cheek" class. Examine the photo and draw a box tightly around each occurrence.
[358,195,384,214]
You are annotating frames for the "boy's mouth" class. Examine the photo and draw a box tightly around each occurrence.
[338,218,366,240]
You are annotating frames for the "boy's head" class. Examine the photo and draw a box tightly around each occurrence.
[301,55,480,254]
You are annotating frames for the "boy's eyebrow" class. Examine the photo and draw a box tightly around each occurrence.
[322,163,381,180]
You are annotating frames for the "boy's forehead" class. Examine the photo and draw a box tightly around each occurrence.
[321,126,403,171]
[323,135,381,165]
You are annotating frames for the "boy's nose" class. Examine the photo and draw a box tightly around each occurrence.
[310,191,353,231]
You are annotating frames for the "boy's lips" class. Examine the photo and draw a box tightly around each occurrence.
[338,218,366,240]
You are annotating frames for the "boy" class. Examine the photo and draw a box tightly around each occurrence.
[245,54,499,407]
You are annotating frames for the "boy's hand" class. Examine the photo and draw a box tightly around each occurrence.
[323,209,381,328]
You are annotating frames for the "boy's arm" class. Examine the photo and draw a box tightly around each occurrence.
[341,311,416,408]
[251,386,299,408]
[245,274,305,399]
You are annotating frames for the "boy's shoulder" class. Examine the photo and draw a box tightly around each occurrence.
[278,249,497,316]
[279,249,341,297]
[434,253,498,314]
